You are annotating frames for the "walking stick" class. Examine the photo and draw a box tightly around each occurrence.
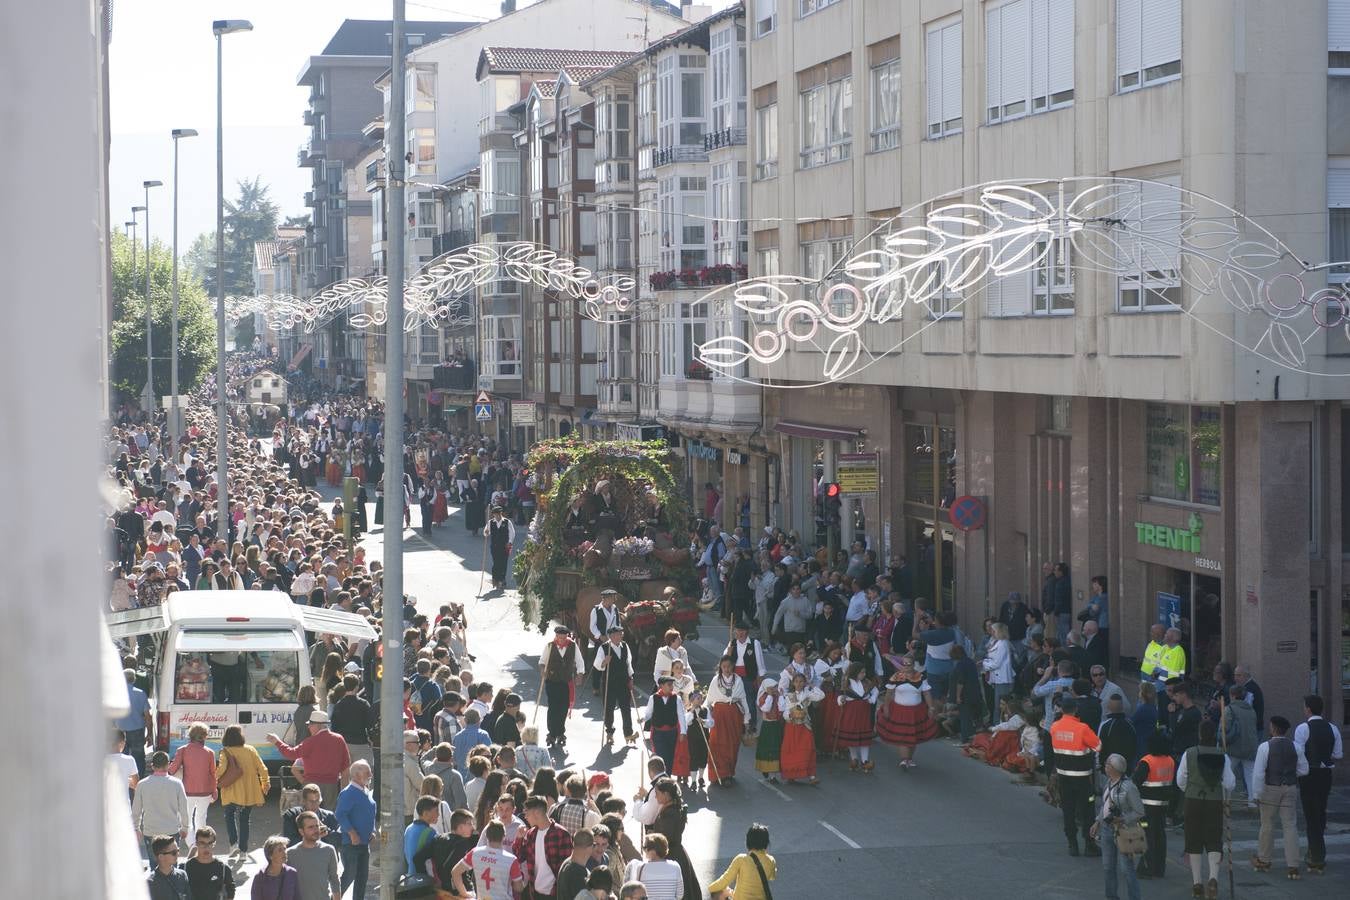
[1219,694,1235,899]
[533,643,551,726]
[477,526,489,597]
[601,648,612,744]
[698,713,722,786]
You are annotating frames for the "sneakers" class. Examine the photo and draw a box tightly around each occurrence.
[1287,868,1301,880]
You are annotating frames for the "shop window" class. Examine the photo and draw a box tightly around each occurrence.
[1145,403,1221,506]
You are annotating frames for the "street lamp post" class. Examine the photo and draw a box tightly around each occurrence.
[142,181,163,419]
[212,19,252,544]
[170,128,198,465]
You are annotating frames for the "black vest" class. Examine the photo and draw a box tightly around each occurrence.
[543,642,577,683]
[1304,718,1336,769]
[649,694,679,728]
[725,639,761,681]
[1266,736,1299,786]
[601,642,629,683]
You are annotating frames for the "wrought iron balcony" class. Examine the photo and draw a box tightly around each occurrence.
[702,126,747,151]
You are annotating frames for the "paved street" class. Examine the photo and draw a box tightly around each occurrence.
[208,491,1350,899]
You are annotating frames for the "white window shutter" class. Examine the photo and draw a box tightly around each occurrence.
[1030,0,1049,103]
[1331,0,1350,53]
[1329,168,1350,208]
[1000,0,1029,113]
[985,269,1004,317]
[1047,0,1074,96]
[986,5,1002,116]
[1116,0,1141,79]
[1141,0,1181,71]
[927,26,944,129]
[942,21,963,125]
[1138,177,1181,271]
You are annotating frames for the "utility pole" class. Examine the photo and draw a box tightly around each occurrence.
[380,3,408,896]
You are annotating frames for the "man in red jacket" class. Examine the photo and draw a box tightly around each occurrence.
[268,710,351,809]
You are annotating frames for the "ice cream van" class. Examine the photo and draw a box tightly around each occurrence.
[106,591,376,764]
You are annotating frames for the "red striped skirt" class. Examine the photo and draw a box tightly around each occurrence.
[835,698,875,748]
[876,700,938,747]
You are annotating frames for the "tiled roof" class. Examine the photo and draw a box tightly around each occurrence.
[320,19,473,56]
[562,65,612,83]
[533,81,558,99]
[479,47,636,74]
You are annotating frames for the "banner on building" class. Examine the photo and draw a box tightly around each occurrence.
[837,452,879,495]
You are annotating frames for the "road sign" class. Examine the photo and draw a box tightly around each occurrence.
[836,452,879,495]
[948,495,986,531]
[475,389,492,405]
[474,402,493,421]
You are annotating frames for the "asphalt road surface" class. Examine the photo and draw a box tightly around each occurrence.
[202,484,1349,899]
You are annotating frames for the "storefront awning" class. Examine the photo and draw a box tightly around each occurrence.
[774,420,863,441]
[286,343,313,371]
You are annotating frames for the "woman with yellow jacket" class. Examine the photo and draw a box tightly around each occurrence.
[215,724,270,857]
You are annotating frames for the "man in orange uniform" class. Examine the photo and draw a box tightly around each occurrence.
[1132,731,1176,878]
[1052,697,1102,857]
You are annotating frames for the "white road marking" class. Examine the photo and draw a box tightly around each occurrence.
[818,819,861,849]
[752,776,793,802]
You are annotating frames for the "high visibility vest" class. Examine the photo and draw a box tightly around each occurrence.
[1140,641,1166,678]
[1051,715,1100,777]
[1138,754,1175,806]
[1158,644,1187,679]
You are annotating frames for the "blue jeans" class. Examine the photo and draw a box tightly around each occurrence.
[340,843,370,898]
[1101,822,1141,900]
[991,682,1013,725]
[223,803,252,852]
[927,670,950,704]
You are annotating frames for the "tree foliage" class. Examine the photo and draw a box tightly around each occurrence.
[109,230,217,401]
[184,176,280,299]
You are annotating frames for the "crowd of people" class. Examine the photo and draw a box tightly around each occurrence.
[109,355,1342,900]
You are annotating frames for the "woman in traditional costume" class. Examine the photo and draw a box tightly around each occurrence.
[705,655,749,786]
[835,662,878,773]
[779,671,824,785]
[754,681,784,784]
[876,655,939,771]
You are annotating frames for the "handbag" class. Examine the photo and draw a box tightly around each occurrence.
[748,850,774,900]
[1114,821,1147,856]
[217,748,245,789]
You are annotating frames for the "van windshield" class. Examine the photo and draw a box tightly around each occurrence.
[173,630,301,705]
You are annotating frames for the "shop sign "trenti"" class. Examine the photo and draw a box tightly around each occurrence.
[1134,513,1203,554]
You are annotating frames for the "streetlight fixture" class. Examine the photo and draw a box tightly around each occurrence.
[130,206,145,291]
[170,128,198,465]
[141,180,163,419]
[212,18,252,543]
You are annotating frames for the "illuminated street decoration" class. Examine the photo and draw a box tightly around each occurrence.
[226,241,636,333]
[694,178,1350,386]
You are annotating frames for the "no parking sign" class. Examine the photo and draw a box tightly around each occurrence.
[948,495,986,531]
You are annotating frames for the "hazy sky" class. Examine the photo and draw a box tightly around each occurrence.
[109,0,733,251]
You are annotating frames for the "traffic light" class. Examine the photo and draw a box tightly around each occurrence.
[822,483,842,527]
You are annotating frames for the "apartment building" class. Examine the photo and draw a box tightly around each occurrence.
[745,0,1350,720]
[295,18,471,389]
[582,5,761,510]
[360,0,685,432]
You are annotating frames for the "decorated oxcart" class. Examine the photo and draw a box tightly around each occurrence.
[513,438,701,667]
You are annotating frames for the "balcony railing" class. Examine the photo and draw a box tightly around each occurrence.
[432,359,477,391]
[702,126,747,151]
[652,145,708,167]
[365,158,385,190]
[432,229,475,257]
